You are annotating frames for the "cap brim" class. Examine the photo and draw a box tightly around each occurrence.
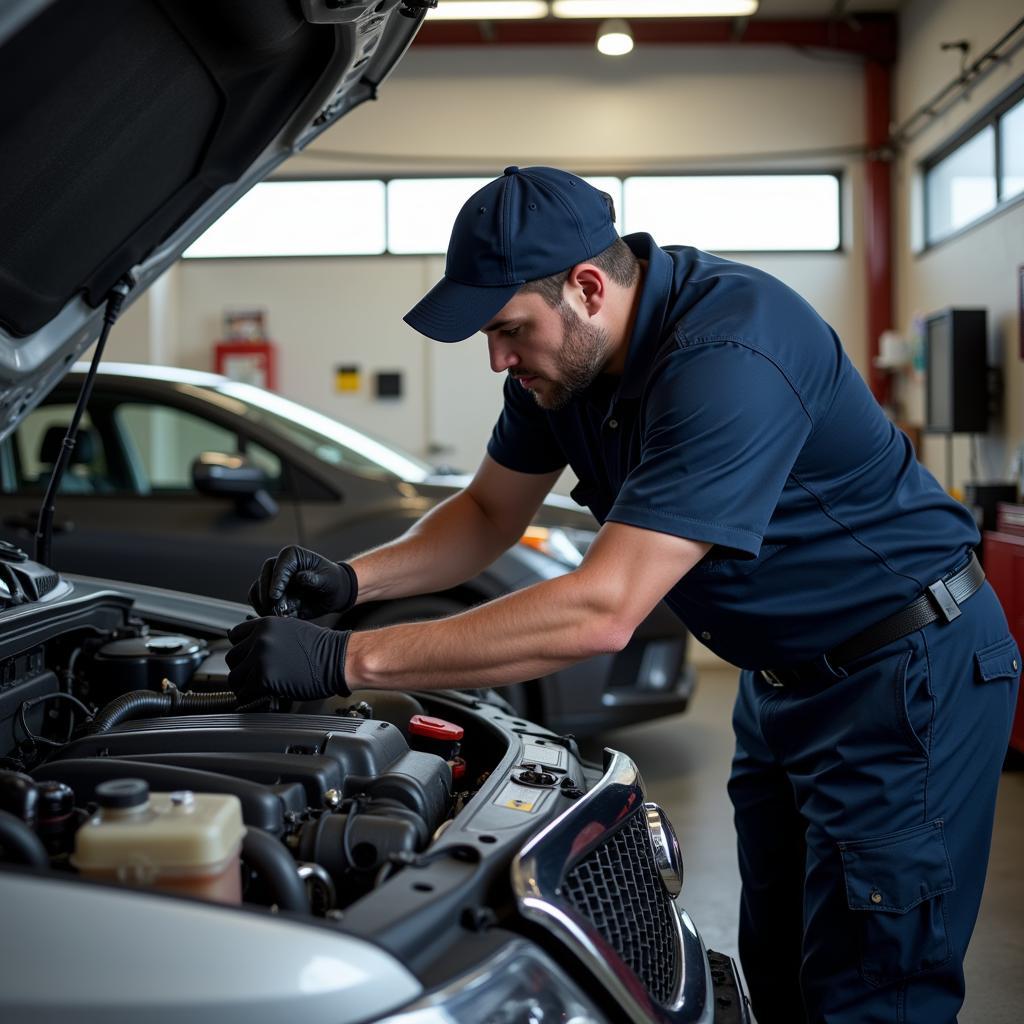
[403,276,522,343]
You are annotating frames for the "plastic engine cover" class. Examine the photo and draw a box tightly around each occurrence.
[52,713,452,830]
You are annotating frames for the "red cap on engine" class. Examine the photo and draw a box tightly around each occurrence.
[408,714,464,741]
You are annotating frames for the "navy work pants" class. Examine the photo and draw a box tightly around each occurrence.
[728,582,1019,1023]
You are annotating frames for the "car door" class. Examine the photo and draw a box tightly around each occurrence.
[0,392,304,602]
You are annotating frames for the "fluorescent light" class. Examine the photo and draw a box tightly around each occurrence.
[553,1,758,17]
[426,1,549,19]
[597,19,633,55]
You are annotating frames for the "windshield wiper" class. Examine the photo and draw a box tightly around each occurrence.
[34,276,133,568]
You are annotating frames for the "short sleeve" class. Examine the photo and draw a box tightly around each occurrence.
[486,376,568,474]
[606,341,812,557]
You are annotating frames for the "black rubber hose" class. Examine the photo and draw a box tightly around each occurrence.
[241,827,309,914]
[0,808,49,868]
[90,690,241,735]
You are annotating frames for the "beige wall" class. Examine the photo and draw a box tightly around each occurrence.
[893,0,1024,490]
[176,256,435,458]
[289,44,864,176]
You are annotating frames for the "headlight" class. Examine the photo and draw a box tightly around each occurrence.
[518,526,595,567]
[376,939,605,1024]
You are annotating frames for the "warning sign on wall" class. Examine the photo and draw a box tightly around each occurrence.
[335,364,360,392]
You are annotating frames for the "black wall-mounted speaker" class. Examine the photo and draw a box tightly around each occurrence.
[924,308,988,434]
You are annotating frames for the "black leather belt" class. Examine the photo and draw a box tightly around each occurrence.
[761,553,986,689]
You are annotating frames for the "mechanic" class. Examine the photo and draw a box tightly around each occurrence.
[226,166,1019,1024]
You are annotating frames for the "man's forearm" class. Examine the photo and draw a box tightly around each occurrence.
[229,522,707,703]
[345,569,631,691]
[350,490,518,605]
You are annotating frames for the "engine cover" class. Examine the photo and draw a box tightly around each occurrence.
[48,713,452,831]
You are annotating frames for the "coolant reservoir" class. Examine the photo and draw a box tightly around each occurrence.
[72,779,245,904]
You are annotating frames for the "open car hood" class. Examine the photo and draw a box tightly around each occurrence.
[0,0,425,442]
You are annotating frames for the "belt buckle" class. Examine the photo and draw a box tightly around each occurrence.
[927,578,962,623]
[762,669,785,688]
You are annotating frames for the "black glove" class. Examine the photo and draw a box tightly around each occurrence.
[249,545,358,620]
[226,617,352,701]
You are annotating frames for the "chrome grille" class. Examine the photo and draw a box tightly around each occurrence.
[512,751,709,1024]
[561,811,679,1006]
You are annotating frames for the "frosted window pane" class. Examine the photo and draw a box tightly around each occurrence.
[622,175,840,251]
[387,177,623,254]
[925,127,996,243]
[1000,98,1024,202]
[184,181,386,257]
[387,178,492,254]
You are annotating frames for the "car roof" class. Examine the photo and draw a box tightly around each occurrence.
[70,363,231,388]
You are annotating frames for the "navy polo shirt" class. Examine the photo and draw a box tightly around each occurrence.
[486,233,979,668]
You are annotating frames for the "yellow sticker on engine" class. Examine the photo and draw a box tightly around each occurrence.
[503,796,535,812]
[494,781,543,813]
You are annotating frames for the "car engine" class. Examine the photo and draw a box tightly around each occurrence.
[0,570,604,929]
[2,587,507,915]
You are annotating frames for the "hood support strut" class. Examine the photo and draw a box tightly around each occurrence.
[34,276,134,568]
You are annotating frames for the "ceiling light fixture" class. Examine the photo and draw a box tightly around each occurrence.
[553,0,759,18]
[596,19,634,56]
[426,1,550,20]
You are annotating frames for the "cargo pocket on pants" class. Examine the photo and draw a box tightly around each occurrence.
[839,820,955,988]
[974,635,1021,684]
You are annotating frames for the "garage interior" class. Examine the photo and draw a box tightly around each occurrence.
[40,0,1024,1020]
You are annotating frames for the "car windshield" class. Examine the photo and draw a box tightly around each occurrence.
[205,381,433,482]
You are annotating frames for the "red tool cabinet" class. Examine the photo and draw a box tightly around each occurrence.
[982,502,1024,754]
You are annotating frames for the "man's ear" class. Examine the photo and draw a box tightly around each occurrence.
[567,264,605,316]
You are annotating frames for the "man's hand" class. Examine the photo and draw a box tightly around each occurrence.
[248,546,358,619]
[226,617,351,701]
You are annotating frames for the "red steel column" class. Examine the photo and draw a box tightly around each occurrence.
[864,58,894,405]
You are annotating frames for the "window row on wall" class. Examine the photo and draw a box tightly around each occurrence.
[183,172,842,259]
[923,81,1024,248]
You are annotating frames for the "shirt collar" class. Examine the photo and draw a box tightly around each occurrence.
[617,233,674,401]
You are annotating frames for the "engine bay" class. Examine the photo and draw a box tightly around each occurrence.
[0,571,594,961]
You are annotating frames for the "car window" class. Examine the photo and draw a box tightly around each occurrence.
[114,403,282,493]
[207,381,432,482]
[243,440,283,485]
[15,404,113,494]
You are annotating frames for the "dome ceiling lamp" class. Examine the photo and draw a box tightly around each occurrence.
[596,18,633,56]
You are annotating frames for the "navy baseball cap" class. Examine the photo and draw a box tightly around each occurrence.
[404,166,620,343]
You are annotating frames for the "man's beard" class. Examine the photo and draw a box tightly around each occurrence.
[520,303,609,411]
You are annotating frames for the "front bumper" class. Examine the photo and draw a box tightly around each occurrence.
[542,651,696,737]
[706,950,751,1023]
[542,659,696,737]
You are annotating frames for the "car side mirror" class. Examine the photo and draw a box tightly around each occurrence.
[191,452,278,520]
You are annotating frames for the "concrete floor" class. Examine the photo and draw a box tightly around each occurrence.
[586,666,1024,1024]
